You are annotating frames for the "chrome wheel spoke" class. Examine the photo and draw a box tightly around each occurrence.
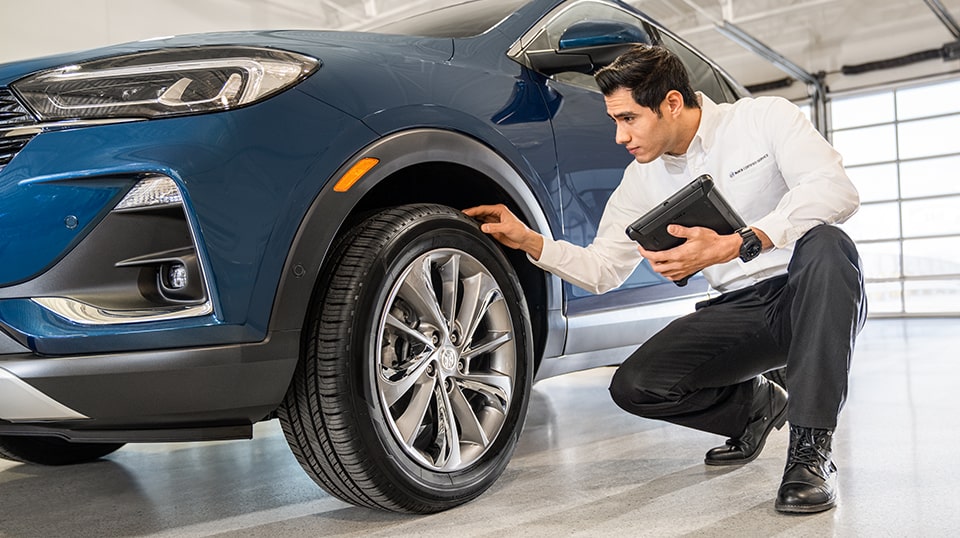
[385,313,434,349]
[456,272,501,349]
[462,331,512,361]
[394,376,436,445]
[435,383,462,470]
[439,254,460,333]
[398,257,446,334]
[458,372,511,407]
[380,352,435,407]
[449,382,490,448]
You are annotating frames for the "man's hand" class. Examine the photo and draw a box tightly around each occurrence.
[638,224,742,282]
[463,204,544,260]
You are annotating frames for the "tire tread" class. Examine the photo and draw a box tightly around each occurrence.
[280,205,464,513]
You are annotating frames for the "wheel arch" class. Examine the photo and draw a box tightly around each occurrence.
[269,128,565,373]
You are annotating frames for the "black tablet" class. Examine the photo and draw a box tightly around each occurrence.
[625,174,745,285]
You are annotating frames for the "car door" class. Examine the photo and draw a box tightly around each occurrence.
[509,0,745,362]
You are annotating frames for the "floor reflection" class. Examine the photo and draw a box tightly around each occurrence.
[1,318,957,536]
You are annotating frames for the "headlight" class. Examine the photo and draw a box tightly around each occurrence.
[11,46,320,121]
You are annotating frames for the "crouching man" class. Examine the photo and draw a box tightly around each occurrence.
[465,44,866,513]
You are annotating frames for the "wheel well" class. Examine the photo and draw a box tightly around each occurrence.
[350,161,549,372]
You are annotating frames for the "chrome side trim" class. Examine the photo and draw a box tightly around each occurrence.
[0,118,143,139]
[31,297,213,325]
[0,330,29,354]
[0,367,88,421]
[139,174,219,321]
[534,344,637,381]
[564,295,698,355]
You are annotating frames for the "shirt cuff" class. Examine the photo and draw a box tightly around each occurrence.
[528,236,562,270]
[751,213,795,249]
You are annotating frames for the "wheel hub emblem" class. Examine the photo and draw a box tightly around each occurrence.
[440,346,458,370]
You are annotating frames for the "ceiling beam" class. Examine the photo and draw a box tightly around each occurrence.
[923,0,960,39]
[660,0,839,35]
[720,0,734,22]
[716,21,828,133]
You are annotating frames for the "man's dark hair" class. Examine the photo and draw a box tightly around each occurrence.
[595,44,700,117]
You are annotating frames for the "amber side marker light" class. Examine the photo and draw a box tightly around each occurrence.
[334,157,379,192]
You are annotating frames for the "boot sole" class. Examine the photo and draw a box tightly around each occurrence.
[704,400,788,466]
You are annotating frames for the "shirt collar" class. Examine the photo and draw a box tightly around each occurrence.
[694,92,720,154]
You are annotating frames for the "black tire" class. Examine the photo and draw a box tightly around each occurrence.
[279,204,533,513]
[0,435,124,465]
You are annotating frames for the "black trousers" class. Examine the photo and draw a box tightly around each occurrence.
[609,225,867,437]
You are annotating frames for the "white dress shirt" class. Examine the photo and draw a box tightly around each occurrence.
[534,93,860,294]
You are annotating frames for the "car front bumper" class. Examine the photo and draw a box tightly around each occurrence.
[0,328,298,442]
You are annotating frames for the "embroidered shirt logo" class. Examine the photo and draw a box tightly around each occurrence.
[729,153,770,178]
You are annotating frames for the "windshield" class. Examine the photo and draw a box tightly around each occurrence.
[368,0,530,38]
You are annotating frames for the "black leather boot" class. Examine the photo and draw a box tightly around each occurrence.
[775,425,838,514]
[704,376,787,465]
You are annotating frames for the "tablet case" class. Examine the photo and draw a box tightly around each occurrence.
[625,174,745,286]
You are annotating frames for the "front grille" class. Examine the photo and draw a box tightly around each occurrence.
[0,134,33,170]
[0,88,35,128]
[0,88,38,173]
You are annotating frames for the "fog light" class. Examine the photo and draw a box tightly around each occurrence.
[147,251,205,303]
[167,263,188,290]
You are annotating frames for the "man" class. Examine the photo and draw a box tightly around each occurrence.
[464,44,867,514]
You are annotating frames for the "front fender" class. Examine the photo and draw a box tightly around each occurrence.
[268,128,565,359]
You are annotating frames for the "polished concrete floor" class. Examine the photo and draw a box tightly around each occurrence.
[1,318,958,537]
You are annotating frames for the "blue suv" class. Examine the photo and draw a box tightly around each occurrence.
[0,0,746,513]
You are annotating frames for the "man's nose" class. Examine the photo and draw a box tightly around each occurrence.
[615,123,630,145]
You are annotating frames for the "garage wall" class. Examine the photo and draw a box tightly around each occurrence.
[0,0,339,64]
[832,77,960,316]
[4,0,958,96]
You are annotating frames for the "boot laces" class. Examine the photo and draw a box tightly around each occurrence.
[788,428,835,476]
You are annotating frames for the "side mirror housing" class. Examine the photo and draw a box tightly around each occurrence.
[527,20,650,76]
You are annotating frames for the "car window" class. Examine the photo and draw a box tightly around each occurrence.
[512,0,740,102]
[367,0,528,38]
[657,31,732,104]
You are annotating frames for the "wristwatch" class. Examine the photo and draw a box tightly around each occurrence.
[737,227,762,262]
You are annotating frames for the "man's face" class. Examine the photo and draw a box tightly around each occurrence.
[603,87,675,164]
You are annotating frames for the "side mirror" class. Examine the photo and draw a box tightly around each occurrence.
[527,20,650,76]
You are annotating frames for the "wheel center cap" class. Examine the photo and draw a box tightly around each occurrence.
[440,346,458,370]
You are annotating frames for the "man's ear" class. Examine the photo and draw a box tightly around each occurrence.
[663,90,685,118]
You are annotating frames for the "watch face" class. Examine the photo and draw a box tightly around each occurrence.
[739,230,761,261]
